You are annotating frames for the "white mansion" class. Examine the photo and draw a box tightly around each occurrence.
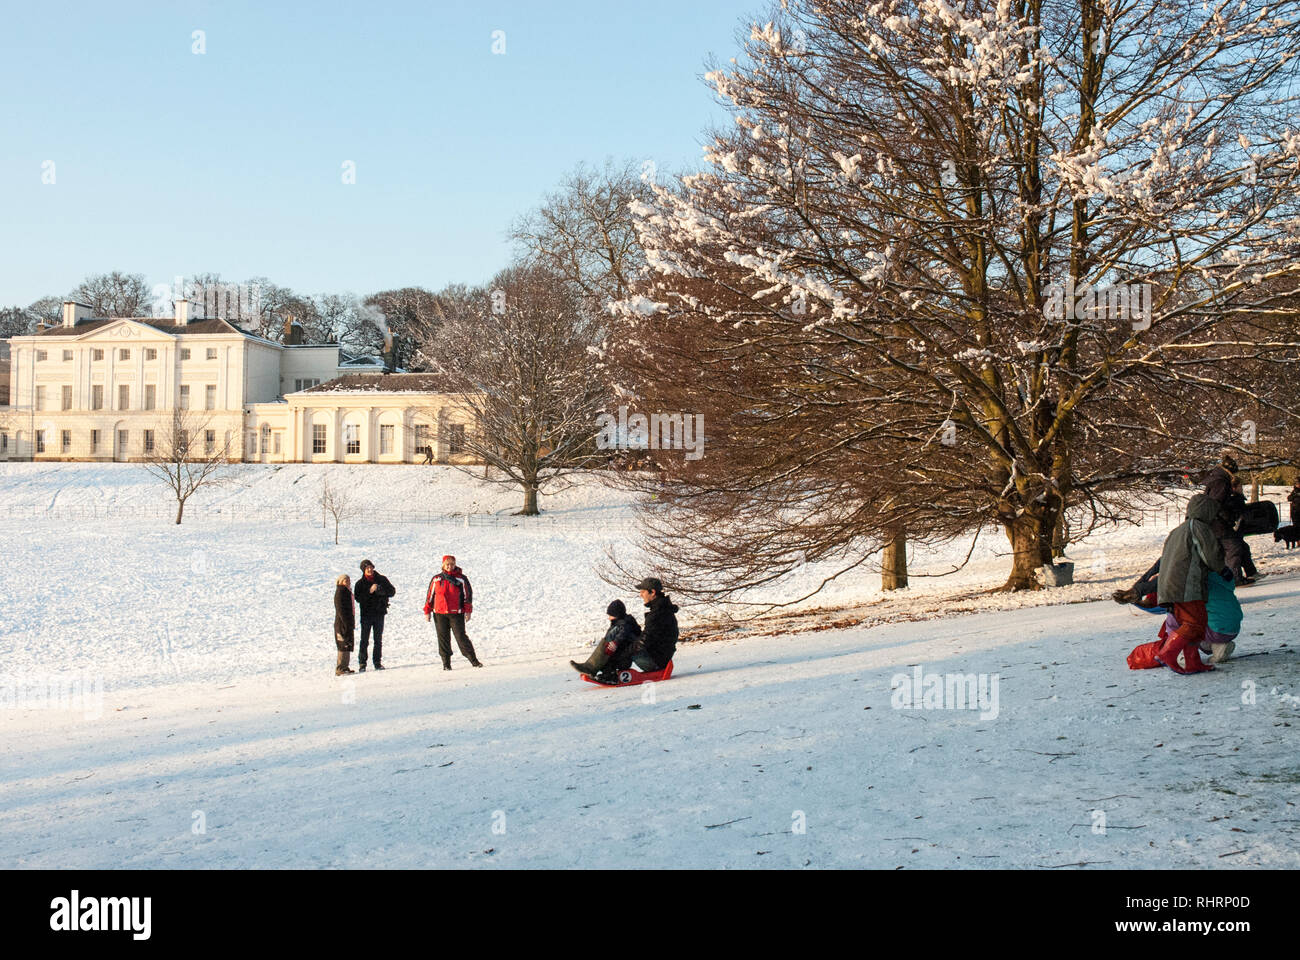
[0,300,473,464]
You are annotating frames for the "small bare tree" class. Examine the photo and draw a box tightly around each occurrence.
[140,410,233,524]
[411,265,608,515]
[318,477,357,544]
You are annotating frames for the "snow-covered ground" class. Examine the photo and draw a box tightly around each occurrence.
[1,463,1297,868]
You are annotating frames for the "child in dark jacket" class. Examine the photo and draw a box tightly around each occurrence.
[334,574,356,675]
[570,600,642,679]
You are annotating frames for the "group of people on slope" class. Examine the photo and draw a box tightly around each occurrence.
[1113,452,1283,675]
[330,560,680,682]
[332,555,481,675]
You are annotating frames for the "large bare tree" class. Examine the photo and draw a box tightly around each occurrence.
[414,265,607,515]
[610,0,1300,597]
[510,159,657,316]
[140,410,235,524]
[70,272,153,318]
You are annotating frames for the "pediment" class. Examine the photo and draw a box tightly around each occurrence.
[80,319,178,343]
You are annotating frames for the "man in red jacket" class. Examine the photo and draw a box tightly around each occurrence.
[423,555,483,670]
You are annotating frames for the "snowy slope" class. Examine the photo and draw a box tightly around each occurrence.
[2,585,1297,869]
[1,463,1297,868]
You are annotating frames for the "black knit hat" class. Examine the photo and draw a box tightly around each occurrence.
[607,599,626,618]
[360,559,374,572]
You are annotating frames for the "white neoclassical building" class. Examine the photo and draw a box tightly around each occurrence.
[0,300,474,464]
[244,373,475,465]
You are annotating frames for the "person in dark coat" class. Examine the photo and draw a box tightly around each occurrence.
[423,554,481,669]
[570,600,642,677]
[1288,482,1300,525]
[354,559,395,671]
[334,574,356,675]
[1200,453,1256,586]
[1226,478,1259,584]
[636,578,681,670]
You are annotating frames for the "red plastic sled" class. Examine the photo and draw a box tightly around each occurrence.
[581,661,675,687]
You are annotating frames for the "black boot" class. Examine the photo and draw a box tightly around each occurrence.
[443,662,452,671]
[571,660,595,676]
[471,660,483,668]
[359,664,367,673]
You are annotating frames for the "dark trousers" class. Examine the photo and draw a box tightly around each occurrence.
[1132,559,1161,599]
[1223,534,1257,580]
[360,615,384,667]
[433,613,477,665]
[586,637,661,674]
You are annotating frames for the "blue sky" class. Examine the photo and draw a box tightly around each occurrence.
[0,0,761,305]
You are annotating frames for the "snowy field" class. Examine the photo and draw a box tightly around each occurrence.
[1,463,1298,868]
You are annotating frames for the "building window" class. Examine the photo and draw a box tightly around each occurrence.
[380,424,394,455]
[313,424,327,455]
[145,384,156,410]
[179,431,189,455]
[260,424,270,454]
[345,424,360,456]
[205,430,216,455]
[414,424,431,453]
[36,430,47,453]
[61,386,73,411]
[144,430,155,454]
[273,433,281,454]
[206,348,218,361]
[293,378,321,392]
[145,348,157,361]
[180,348,191,361]
[61,430,72,453]
[92,348,104,361]
[118,384,130,410]
[449,424,466,455]
[90,430,100,453]
[118,430,128,455]
[35,386,46,411]
[92,385,104,410]
[179,385,190,410]
[62,350,73,362]
[205,384,217,410]
[36,350,48,362]
[119,348,130,361]
[1,432,8,453]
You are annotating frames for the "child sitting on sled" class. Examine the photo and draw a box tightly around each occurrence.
[1135,494,1227,674]
[570,600,642,682]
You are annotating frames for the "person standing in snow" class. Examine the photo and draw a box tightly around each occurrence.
[1226,478,1260,584]
[1288,481,1300,525]
[423,555,482,670]
[334,574,356,676]
[1153,493,1227,674]
[1201,452,1255,585]
[355,559,395,672]
[570,599,642,679]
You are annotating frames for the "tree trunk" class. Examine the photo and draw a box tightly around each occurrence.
[334,517,340,544]
[881,528,908,591]
[1002,514,1043,591]
[175,498,185,525]
[521,481,539,516]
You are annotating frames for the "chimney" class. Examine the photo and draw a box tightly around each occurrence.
[62,301,93,328]
[174,298,192,325]
[382,335,399,374]
[283,317,304,345]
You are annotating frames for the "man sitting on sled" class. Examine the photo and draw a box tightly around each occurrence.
[571,578,680,683]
